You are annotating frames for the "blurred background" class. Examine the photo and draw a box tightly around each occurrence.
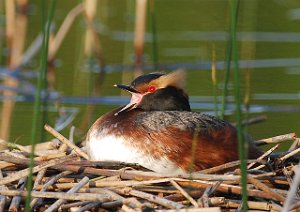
[0,0,299,150]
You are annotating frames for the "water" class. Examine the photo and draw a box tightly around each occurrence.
[0,0,299,150]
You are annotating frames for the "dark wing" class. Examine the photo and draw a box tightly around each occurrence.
[134,111,241,171]
[135,111,229,133]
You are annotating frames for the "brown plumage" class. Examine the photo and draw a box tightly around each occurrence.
[86,70,263,174]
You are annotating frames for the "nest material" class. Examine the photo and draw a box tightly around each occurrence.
[0,125,299,211]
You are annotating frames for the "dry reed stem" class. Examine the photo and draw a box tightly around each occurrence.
[30,168,47,208]
[5,0,15,44]
[26,141,60,152]
[0,169,6,212]
[133,185,178,194]
[279,146,300,162]
[122,197,145,211]
[0,189,116,202]
[247,144,279,169]
[282,168,293,186]
[248,176,285,203]
[84,0,97,56]
[0,197,4,212]
[4,150,26,159]
[31,170,72,208]
[32,168,47,190]
[88,188,125,209]
[8,177,26,212]
[21,32,43,66]
[289,201,300,211]
[0,135,298,211]
[59,126,75,153]
[134,0,147,76]
[170,180,199,207]
[1,0,28,141]
[35,173,271,191]
[282,162,300,212]
[289,138,300,151]
[115,188,184,209]
[198,159,256,174]
[0,152,280,183]
[35,177,183,190]
[254,133,297,145]
[101,199,124,209]
[0,139,61,157]
[60,201,90,210]
[0,154,76,185]
[43,171,72,189]
[48,4,84,60]
[34,152,66,161]
[219,199,281,211]
[241,115,267,126]
[165,190,203,202]
[0,161,15,169]
[75,201,101,212]
[156,207,221,212]
[178,180,276,201]
[198,181,221,207]
[45,176,90,212]
[252,164,266,171]
[198,190,210,207]
[44,124,89,159]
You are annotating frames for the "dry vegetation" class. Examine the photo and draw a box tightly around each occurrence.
[0,125,299,211]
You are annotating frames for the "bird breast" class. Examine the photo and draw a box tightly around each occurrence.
[86,129,186,175]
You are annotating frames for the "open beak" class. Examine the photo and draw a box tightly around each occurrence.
[114,84,144,116]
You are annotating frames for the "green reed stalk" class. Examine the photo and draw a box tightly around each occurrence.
[211,45,218,117]
[220,29,232,119]
[230,0,248,211]
[25,0,56,211]
[148,0,159,70]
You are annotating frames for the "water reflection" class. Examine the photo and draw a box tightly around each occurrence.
[0,0,300,144]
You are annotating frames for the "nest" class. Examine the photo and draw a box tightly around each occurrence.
[0,124,299,211]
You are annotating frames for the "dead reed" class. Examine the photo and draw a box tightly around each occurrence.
[0,125,298,211]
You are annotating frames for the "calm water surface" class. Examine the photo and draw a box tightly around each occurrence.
[0,0,300,151]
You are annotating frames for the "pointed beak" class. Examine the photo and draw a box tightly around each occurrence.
[114,84,140,93]
[114,84,144,116]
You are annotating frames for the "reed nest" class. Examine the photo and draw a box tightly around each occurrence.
[0,124,299,211]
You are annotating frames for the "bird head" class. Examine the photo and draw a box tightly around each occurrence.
[114,70,190,115]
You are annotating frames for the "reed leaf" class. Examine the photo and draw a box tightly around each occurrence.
[25,0,57,211]
[229,0,248,211]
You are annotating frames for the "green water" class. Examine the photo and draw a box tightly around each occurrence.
[1,0,300,150]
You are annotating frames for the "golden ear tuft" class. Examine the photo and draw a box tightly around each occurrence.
[155,69,186,89]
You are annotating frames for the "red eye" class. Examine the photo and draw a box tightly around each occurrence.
[148,86,156,93]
